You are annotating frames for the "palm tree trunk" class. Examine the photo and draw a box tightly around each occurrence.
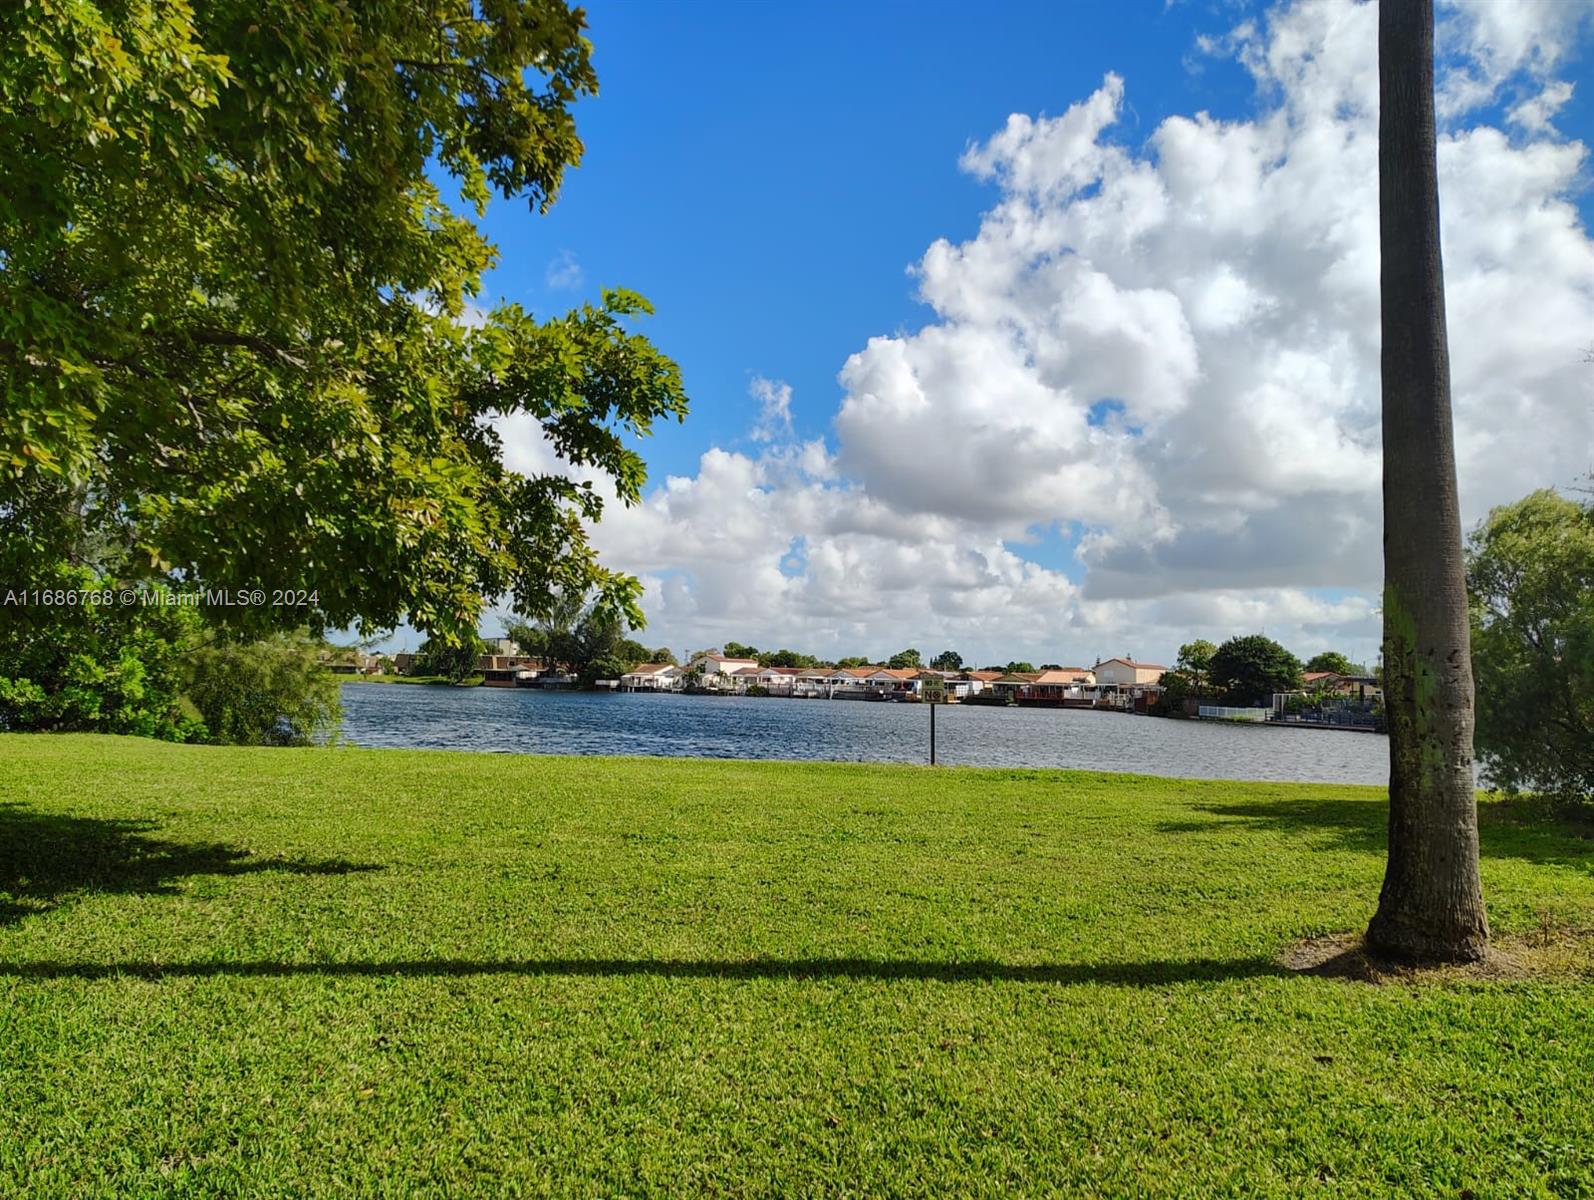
[1366,0,1489,963]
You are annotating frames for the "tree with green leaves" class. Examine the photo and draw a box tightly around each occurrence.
[1003,661,1036,675]
[835,656,870,669]
[888,648,922,669]
[761,648,819,668]
[414,634,484,683]
[1208,635,1301,707]
[1305,651,1363,676]
[1467,488,1593,806]
[1366,0,1488,963]
[1174,639,1218,699]
[2,1,686,651]
[930,650,963,672]
[1151,669,1195,717]
[612,638,652,668]
[184,632,341,745]
[722,642,760,660]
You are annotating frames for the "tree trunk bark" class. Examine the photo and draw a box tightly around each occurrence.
[1367,0,1489,963]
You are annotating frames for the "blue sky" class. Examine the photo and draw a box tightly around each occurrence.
[479,1,1593,487]
[479,1,1268,480]
[430,0,1594,666]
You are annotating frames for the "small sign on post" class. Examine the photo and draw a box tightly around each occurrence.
[921,674,946,765]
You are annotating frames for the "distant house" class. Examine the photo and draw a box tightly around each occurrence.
[961,670,1003,696]
[1092,659,1166,688]
[620,663,683,692]
[686,653,761,688]
[1302,671,1381,701]
[793,668,834,695]
[752,666,806,693]
[991,671,1042,700]
[1016,668,1096,705]
[1093,658,1167,711]
[477,654,545,687]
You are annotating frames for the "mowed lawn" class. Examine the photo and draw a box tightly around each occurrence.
[2,735,1591,1197]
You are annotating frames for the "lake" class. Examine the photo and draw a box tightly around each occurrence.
[341,685,1390,786]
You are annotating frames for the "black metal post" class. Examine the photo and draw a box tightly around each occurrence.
[930,700,936,766]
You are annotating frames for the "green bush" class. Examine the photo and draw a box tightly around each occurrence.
[0,565,204,740]
[184,633,342,746]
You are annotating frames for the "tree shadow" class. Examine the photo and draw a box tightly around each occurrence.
[1156,795,1594,870]
[0,955,1287,987]
[0,803,382,927]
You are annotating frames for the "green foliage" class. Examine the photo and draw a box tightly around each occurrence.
[184,632,341,746]
[614,638,654,669]
[4,736,1593,1193]
[1,1,686,645]
[1150,669,1195,717]
[503,620,548,662]
[1172,639,1217,698]
[835,656,870,669]
[1209,635,1302,707]
[1305,651,1363,676]
[745,684,770,698]
[930,649,963,671]
[1467,488,1594,804]
[650,647,678,666]
[760,648,820,668]
[887,648,922,669]
[1003,661,1036,675]
[722,642,759,660]
[515,596,637,685]
[413,634,484,684]
[0,564,203,739]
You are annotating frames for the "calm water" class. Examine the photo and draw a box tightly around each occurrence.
[341,685,1389,786]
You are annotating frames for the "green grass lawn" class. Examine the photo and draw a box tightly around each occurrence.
[2,734,1591,1197]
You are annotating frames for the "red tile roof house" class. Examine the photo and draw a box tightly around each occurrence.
[1006,668,1097,707]
[722,666,808,695]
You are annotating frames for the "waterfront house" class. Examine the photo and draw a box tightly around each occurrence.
[686,653,761,687]
[1302,671,1381,700]
[620,663,684,692]
[478,654,545,687]
[991,671,1042,701]
[758,667,806,693]
[1092,658,1166,688]
[1012,668,1096,706]
[793,668,834,696]
[962,670,1003,696]
[1093,658,1167,711]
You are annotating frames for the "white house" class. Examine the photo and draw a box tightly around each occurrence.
[620,663,683,692]
[686,653,760,680]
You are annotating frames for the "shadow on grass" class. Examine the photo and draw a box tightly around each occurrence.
[1157,796,1594,870]
[0,803,382,927]
[0,956,1286,986]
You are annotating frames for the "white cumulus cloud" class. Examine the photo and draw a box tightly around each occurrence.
[555,0,1594,668]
